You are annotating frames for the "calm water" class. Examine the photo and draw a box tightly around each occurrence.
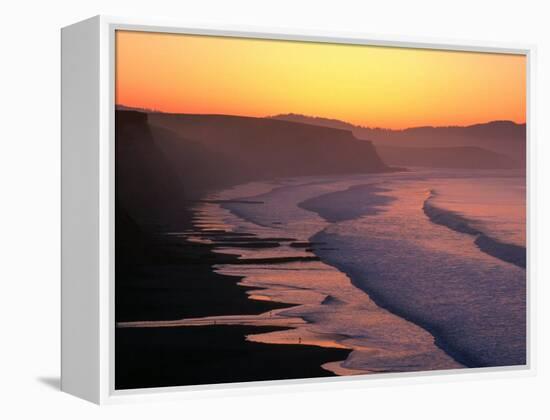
[122,168,526,374]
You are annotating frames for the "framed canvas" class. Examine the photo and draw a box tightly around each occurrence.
[61,15,534,404]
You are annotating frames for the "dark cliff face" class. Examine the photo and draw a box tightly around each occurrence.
[115,111,188,229]
[149,112,389,179]
[116,110,391,228]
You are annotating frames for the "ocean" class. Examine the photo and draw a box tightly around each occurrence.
[158,168,527,374]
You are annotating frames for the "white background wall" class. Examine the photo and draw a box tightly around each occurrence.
[0,0,548,418]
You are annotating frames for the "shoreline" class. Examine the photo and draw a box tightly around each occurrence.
[309,213,525,368]
[114,109,526,388]
[115,213,351,389]
[309,228,480,368]
[196,179,466,374]
[214,173,525,370]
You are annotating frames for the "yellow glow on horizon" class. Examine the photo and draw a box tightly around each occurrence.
[116,30,526,129]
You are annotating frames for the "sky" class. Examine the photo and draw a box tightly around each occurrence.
[116,30,526,130]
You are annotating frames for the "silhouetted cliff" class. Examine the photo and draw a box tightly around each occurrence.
[148,112,390,180]
[116,110,391,228]
[272,113,526,167]
[116,111,188,228]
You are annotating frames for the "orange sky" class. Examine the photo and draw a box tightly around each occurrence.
[115,30,526,129]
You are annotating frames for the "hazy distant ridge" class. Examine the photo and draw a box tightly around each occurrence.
[270,113,525,139]
[271,113,526,168]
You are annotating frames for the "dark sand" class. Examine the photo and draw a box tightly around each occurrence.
[115,218,350,389]
[116,325,350,389]
[115,237,295,322]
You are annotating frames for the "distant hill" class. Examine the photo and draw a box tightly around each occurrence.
[116,104,160,113]
[268,113,358,131]
[377,145,520,169]
[401,120,525,141]
[271,113,526,168]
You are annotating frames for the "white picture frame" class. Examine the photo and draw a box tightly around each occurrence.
[61,15,535,404]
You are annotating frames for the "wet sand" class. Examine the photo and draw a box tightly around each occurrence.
[115,221,350,389]
[116,325,350,389]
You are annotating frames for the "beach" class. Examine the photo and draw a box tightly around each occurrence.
[114,111,526,389]
[114,108,402,389]
[115,210,351,389]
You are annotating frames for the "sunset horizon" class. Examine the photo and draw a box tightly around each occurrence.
[116,30,526,129]
[115,103,526,130]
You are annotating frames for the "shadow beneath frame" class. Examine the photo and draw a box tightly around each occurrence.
[37,376,61,391]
